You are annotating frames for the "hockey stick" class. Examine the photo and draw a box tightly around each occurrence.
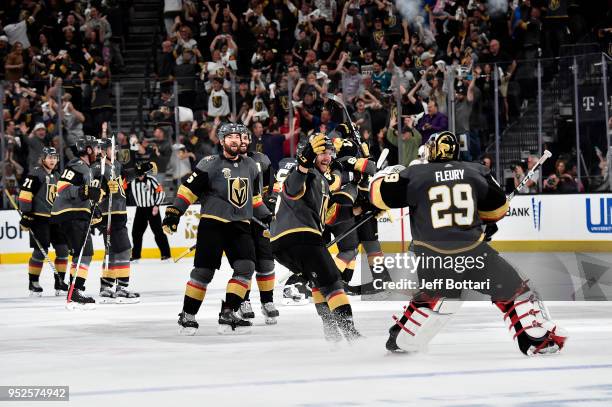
[326,211,377,248]
[326,93,362,145]
[173,244,196,263]
[4,189,57,274]
[102,136,116,277]
[377,148,389,170]
[67,153,105,304]
[507,150,552,201]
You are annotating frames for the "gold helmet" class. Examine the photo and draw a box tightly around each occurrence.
[426,131,459,162]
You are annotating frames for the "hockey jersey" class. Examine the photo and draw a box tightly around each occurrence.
[173,153,270,223]
[18,166,59,217]
[50,158,96,223]
[270,165,331,248]
[369,161,509,253]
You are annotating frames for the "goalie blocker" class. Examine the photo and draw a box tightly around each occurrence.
[369,132,567,356]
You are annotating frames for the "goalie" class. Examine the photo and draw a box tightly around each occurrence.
[368,131,568,356]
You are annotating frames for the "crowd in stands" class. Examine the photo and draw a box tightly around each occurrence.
[1,0,611,209]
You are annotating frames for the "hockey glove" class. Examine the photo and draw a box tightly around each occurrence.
[338,156,376,176]
[79,184,102,202]
[135,162,154,176]
[162,206,182,235]
[297,134,326,168]
[91,207,103,228]
[20,213,35,231]
[258,213,274,229]
[106,179,119,194]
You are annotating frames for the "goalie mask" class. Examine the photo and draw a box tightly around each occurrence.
[426,131,459,162]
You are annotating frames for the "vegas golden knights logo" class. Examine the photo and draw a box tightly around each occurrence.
[228,177,249,208]
[212,95,222,108]
[46,184,57,205]
[255,100,263,112]
[280,95,288,110]
[117,149,131,164]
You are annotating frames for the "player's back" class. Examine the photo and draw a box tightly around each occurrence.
[405,160,494,252]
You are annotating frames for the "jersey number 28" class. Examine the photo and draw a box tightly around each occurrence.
[428,184,474,228]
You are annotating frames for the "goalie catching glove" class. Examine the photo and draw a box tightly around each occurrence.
[162,206,182,235]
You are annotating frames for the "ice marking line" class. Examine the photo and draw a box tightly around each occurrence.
[70,364,612,398]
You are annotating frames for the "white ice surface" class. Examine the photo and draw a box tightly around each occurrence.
[1,258,612,407]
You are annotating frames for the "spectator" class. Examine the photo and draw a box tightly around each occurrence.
[543,159,578,193]
[26,122,48,172]
[417,100,448,142]
[150,127,173,177]
[90,70,113,136]
[249,121,284,169]
[385,114,422,166]
[207,76,230,119]
[4,42,25,81]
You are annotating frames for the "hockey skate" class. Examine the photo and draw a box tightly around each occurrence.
[115,286,140,304]
[178,311,199,335]
[238,300,255,319]
[335,313,363,342]
[218,301,252,335]
[385,325,407,353]
[66,289,96,310]
[282,284,309,306]
[29,281,43,297]
[261,302,279,325]
[54,274,68,296]
[99,286,117,304]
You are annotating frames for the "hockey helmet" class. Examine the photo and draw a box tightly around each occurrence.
[74,135,99,156]
[426,131,459,162]
[41,146,58,158]
[217,122,243,140]
[236,123,251,142]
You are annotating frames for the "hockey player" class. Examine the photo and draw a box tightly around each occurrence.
[237,124,280,324]
[162,122,272,335]
[94,138,152,304]
[369,131,567,355]
[18,147,70,296]
[329,123,390,295]
[50,136,102,308]
[270,133,361,342]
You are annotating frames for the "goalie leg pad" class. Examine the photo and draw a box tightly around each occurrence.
[494,281,568,356]
[389,294,463,353]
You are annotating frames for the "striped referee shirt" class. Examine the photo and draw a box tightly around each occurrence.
[131,175,166,207]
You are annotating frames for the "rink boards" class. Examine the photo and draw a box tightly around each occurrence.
[0,193,610,264]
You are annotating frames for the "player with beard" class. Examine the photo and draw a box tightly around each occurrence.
[163,123,272,335]
[270,133,361,342]
[236,124,280,324]
[18,147,70,296]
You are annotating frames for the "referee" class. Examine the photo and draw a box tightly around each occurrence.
[131,172,172,261]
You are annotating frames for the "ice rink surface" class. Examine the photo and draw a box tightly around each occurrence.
[2,258,612,407]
